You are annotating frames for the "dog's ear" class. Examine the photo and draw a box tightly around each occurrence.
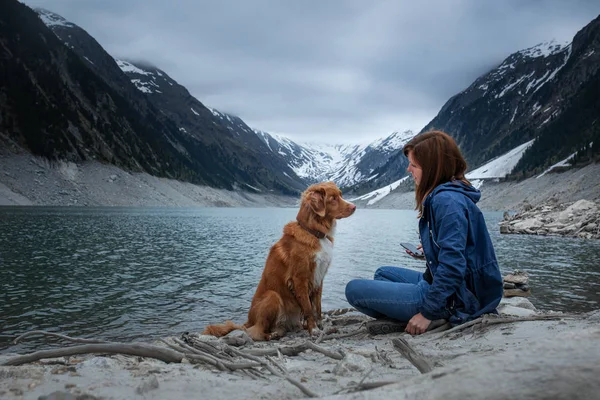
[309,189,327,217]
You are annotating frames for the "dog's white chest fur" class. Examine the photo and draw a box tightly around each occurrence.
[313,223,335,288]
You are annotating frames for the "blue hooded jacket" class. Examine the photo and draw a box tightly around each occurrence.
[418,180,503,324]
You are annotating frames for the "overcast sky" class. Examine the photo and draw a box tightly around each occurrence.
[23,0,600,144]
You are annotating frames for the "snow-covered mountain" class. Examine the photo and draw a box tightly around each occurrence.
[422,15,600,177]
[253,129,415,189]
[113,54,414,192]
[28,5,600,200]
[349,15,600,205]
[33,7,309,194]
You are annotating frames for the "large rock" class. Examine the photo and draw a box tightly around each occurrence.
[499,199,600,239]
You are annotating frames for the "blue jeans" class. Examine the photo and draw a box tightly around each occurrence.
[345,266,431,322]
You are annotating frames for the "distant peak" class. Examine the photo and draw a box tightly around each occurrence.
[518,39,571,59]
[35,8,75,28]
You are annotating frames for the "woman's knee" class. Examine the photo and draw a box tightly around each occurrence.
[345,279,364,305]
[374,266,398,280]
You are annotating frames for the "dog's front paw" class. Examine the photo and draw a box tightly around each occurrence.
[305,317,317,335]
[269,330,284,341]
[310,327,323,338]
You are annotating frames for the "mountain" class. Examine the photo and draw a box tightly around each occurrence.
[110,59,307,194]
[115,56,415,193]
[7,5,414,197]
[15,3,597,204]
[421,14,600,178]
[0,1,220,186]
[333,130,414,194]
[1,4,308,195]
[254,129,415,194]
[347,15,600,206]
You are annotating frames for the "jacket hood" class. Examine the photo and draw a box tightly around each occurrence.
[426,180,481,205]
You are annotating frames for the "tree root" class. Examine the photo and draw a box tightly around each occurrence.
[243,340,344,360]
[1,343,184,366]
[13,330,109,345]
[429,313,581,339]
[392,337,433,373]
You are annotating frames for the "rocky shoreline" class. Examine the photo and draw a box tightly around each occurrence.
[1,297,598,400]
[500,199,600,239]
[0,153,297,208]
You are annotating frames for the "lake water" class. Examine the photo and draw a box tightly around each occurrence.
[1,206,599,353]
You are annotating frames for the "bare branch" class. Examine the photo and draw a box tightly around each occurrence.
[243,340,343,360]
[392,338,433,374]
[1,343,184,366]
[13,330,109,345]
[305,341,344,360]
[430,313,579,339]
[319,328,368,342]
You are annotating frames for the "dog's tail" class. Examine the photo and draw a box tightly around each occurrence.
[202,320,244,337]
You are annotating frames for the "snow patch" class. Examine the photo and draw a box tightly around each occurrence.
[349,176,410,205]
[466,140,535,179]
[130,79,152,94]
[116,60,153,76]
[536,152,577,179]
[36,8,75,28]
[519,40,570,59]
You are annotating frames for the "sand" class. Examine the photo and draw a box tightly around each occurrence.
[1,298,599,400]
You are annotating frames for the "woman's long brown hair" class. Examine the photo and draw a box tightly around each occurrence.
[402,130,470,217]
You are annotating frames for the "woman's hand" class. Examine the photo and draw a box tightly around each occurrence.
[406,243,425,259]
[406,313,431,335]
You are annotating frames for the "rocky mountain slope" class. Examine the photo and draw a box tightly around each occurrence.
[421,15,600,177]
[35,5,413,196]
[0,2,308,196]
[2,2,598,203]
[113,54,414,194]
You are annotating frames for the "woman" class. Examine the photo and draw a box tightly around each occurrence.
[345,130,503,335]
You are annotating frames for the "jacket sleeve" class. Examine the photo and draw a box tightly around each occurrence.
[420,195,468,320]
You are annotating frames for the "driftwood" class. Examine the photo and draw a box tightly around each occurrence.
[4,309,587,398]
[323,307,356,316]
[13,330,109,344]
[243,340,344,360]
[319,328,368,342]
[392,337,433,373]
[430,313,579,339]
[1,343,184,366]
[179,335,321,397]
[3,330,320,397]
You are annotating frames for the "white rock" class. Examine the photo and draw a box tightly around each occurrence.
[512,218,544,230]
[499,297,536,310]
[498,304,536,317]
[557,199,597,222]
[333,353,370,376]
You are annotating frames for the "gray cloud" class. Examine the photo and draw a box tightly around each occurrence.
[24,0,600,144]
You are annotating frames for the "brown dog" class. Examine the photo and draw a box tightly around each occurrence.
[203,181,356,341]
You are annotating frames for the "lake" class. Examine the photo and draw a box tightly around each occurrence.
[1,206,599,353]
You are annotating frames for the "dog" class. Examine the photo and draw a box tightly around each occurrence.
[202,181,356,341]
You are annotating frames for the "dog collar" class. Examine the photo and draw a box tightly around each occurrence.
[296,219,331,241]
